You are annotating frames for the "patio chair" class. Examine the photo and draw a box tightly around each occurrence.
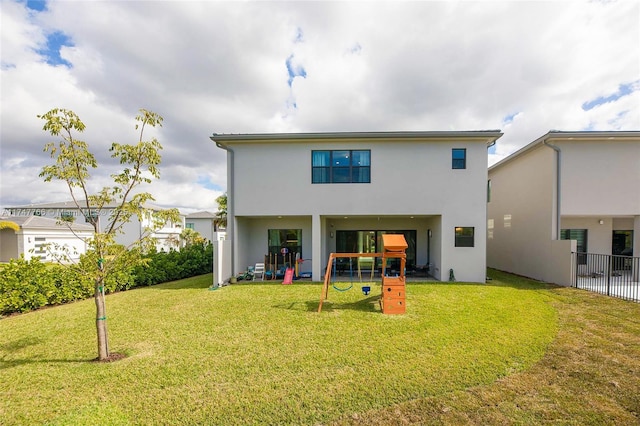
[253,263,265,281]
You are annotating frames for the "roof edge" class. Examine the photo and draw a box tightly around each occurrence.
[211,130,503,146]
[489,130,640,172]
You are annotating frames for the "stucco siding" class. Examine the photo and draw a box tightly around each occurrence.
[0,229,19,261]
[488,145,556,281]
[218,132,498,283]
[237,216,312,272]
[232,140,488,217]
[561,140,640,216]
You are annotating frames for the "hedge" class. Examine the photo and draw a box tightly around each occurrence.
[0,242,213,316]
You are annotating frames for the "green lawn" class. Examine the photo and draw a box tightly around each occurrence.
[1,271,638,425]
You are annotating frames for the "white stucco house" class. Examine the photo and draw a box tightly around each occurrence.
[0,215,93,262]
[487,131,640,286]
[5,200,185,252]
[211,130,503,282]
[185,211,226,242]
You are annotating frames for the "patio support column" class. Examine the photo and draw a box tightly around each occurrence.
[312,214,322,281]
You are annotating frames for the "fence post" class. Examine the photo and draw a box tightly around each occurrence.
[606,254,611,296]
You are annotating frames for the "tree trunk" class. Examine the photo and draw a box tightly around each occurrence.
[95,278,109,360]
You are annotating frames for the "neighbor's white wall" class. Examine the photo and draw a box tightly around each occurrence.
[560,139,640,216]
[18,229,91,262]
[188,218,215,242]
[561,217,613,255]
[488,145,556,281]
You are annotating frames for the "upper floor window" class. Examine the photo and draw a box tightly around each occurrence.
[59,210,76,223]
[452,148,466,169]
[312,150,370,183]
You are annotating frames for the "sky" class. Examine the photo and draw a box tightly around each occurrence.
[1,0,639,214]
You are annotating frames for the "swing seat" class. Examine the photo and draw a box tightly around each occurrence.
[332,282,353,292]
[362,286,371,295]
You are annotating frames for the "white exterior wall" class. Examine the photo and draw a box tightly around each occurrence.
[225,136,492,282]
[7,207,183,251]
[488,145,559,282]
[187,218,216,242]
[17,229,91,262]
[488,134,640,286]
[560,140,640,216]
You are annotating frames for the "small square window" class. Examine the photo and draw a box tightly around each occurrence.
[452,148,466,169]
[455,227,474,247]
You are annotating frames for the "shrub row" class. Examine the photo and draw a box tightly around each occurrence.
[0,242,213,316]
[132,242,213,287]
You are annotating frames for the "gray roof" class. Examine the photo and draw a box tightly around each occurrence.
[489,130,640,172]
[0,216,94,231]
[186,211,217,219]
[7,199,169,211]
[211,130,503,147]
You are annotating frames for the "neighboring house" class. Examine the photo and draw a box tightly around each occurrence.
[212,130,503,282]
[185,211,226,242]
[0,215,93,262]
[5,201,184,252]
[487,131,640,286]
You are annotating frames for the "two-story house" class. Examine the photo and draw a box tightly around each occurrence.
[185,211,226,243]
[212,131,503,282]
[5,201,185,253]
[487,131,640,286]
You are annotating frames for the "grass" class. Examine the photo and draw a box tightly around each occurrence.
[0,271,638,425]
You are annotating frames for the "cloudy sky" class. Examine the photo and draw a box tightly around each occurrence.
[1,0,638,213]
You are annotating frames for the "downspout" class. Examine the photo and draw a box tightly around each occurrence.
[543,140,561,240]
[214,140,235,276]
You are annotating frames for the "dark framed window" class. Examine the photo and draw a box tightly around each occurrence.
[561,229,587,264]
[268,229,302,264]
[59,210,76,223]
[312,150,370,183]
[452,148,466,169]
[455,227,475,247]
[335,230,416,271]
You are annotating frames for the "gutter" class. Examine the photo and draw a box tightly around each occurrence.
[212,139,235,276]
[542,139,562,240]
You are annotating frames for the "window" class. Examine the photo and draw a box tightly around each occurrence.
[612,230,633,270]
[312,150,370,183]
[186,223,195,230]
[335,230,417,271]
[59,210,76,223]
[84,210,99,224]
[455,227,475,247]
[561,229,587,264]
[268,229,302,263]
[452,148,466,169]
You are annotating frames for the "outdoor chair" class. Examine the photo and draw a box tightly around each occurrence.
[253,263,265,281]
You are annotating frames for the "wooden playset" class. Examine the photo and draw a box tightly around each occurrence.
[318,234,408,314]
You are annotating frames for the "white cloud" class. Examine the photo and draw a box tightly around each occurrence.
[1,0,638,209]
